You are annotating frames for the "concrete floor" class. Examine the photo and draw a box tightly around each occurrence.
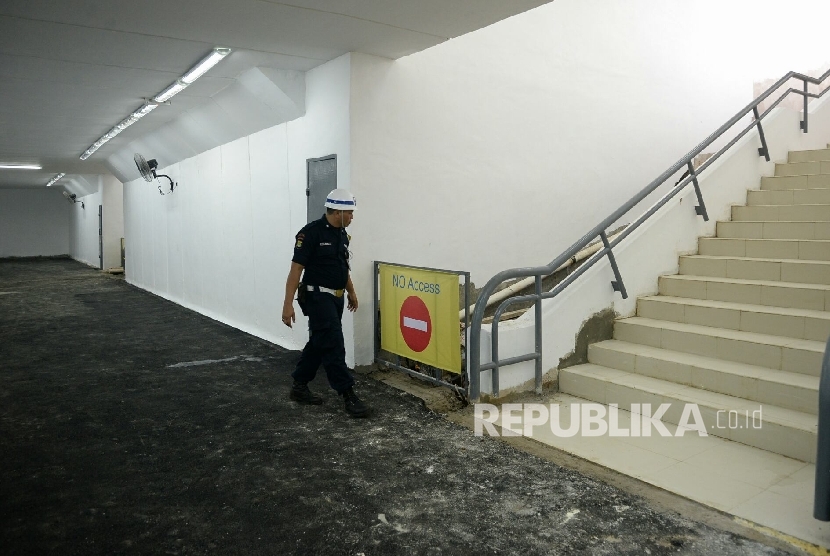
[499,393,830,550]
[0,258,804,555]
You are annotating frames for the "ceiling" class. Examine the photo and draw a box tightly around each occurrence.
[0,0,550,188]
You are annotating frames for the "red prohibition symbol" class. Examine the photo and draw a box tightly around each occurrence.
[399,296,432,352]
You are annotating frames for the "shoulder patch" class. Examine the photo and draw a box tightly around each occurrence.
[294,233,304,249]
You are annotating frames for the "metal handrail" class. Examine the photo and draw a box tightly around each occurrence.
[469,68,830,401]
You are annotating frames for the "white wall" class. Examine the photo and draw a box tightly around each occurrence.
[69,178,102,268]
[476,97,830,395]
[347,0,830,365]
[114,0,830,369]
[102,176,124,269]
[105,67,306,185]
[123,54,353,362]
[67,175,125,269]
[0,188,69,257]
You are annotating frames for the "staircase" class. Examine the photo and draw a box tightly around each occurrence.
[560,147,830,463]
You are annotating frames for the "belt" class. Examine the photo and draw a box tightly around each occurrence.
[307,285,344,297]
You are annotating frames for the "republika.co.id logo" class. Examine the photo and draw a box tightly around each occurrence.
[474,403,763,438]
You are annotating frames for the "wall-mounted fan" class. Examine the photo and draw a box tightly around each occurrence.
[134,153,177,195]
[62,190,85,209]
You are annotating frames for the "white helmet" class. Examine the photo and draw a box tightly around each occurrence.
[324,188,357,211]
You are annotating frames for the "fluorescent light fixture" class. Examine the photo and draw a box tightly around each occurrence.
[0,164,42,170]
[181,47,231,84]
[79,46,231,161]
[80,102,158,160]
[153,80,187,103]
[46,173,66,187]
[135,103,158,117]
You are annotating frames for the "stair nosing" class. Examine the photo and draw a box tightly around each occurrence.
[680,254,830,265]
[761,175,830,180]
[562,363,816,430]
[616,316,824,351]
[736,203,830,207]
[638,294,830,320]
[773,173,830,177]
[660,273,830,290]
[718,220,830,224]
[700,237,830,244]
[789,148,830,155]
[749,187,830,191]
[590,338,819,389]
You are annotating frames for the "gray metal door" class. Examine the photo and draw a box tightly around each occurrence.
[307,155,336,223]
[98,205,103,270]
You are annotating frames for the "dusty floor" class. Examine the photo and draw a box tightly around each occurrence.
[0,258,801,555]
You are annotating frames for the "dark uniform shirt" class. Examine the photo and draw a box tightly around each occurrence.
[292,215,350,289]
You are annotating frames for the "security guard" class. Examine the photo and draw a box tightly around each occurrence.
[281,188,369,417]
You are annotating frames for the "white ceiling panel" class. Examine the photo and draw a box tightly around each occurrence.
[0,0,551,188]
[0,1,421,61]
[0,16,258,76]
[285,0,554,37]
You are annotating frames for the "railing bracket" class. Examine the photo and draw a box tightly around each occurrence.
[753,107,771,162]
[687,161,709,222]
[600,232,628,299]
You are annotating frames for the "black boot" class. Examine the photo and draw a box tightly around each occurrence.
[341,387,369,418]
[290,381,323,405]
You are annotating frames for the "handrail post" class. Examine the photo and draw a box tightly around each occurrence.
[802,78,809,132]
[752,107,771,162]
[463,272,470,393]
[534,275,543,394]
[469,327,479,400]
[492,317,500,398]
[815,336,830,520]
[600,232,628,299]
[687,161,709,221]
[470,297,484,402]
[373,261,379,362]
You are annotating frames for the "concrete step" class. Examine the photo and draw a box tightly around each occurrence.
[636,295,830,342]
[716,220,830,240]
[748,187,830,206]
[658,274,830,311]
[788,148,830,163]
[732,204,830,222]
[775,161,830,176]
[587,339,818,414]
[559,364,817,462]
[613,317,823,376]
[698,237,830,261]
[679,254,830,285]
[760,174,830,190]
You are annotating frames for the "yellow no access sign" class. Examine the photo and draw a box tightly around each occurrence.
[379,264,461,373]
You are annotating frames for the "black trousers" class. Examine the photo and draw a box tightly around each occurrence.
[292,291,354,394]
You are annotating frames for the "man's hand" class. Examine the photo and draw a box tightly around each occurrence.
[283,262,304,328]
[347,291,358,312]
[282,302,296,327]
[345,275,357,313]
